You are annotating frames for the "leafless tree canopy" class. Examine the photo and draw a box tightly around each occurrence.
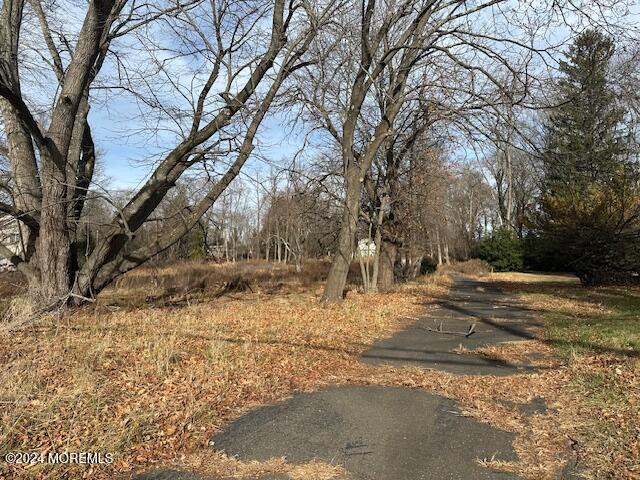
[0,0,340,307]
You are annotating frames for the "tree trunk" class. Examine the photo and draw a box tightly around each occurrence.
[277,236,282,262]
[412,255,424,280]
[36,156,72,305]
[322,165,361,301]
[505,146,513,227]
[266,236,270,261]
[370,194,388,293]
[443,237,450,264]
[377,240,396,290]
[358,252,370,292]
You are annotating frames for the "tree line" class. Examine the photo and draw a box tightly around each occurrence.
[0,0,638,310]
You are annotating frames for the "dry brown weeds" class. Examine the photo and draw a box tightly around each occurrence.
[0,261,443,479]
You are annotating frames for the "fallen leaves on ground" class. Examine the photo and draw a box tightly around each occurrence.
[1,265,637,480]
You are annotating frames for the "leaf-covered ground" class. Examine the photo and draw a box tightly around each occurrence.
[0,262,445,479]
[0,263,637,479]
[491,272,640,479]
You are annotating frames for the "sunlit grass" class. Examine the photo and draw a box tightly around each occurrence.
[539,286,640,355]
[495,272,640,479]
[0,261,443,479]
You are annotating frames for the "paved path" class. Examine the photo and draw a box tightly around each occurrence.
[139,275,541,480]
[213,385,518,480]
[362,274,542,375]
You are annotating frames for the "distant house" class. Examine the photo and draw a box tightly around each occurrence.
[0,215,23,259]
[357,238,376,257]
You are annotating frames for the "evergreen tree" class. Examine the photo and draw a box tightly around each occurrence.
[478,227,524,272]
[536,30,640,284]
[544,30,626,188]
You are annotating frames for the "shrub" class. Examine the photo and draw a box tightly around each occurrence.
[420,257,438,275]
[478,227,524,272]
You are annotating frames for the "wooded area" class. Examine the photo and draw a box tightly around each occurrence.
[0,0,639,309]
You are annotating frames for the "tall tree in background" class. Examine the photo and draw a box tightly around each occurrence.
[536,29,640,284]
[297,0,535,301]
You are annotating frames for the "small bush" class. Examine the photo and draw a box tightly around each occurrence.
[478,227,524,272]
[420,257,438,275]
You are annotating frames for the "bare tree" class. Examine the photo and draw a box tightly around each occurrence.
[294,0,541,300]
[449,165,494,256]
[300,0,634,300]
[0,0,337,309]
[362,94,435,291]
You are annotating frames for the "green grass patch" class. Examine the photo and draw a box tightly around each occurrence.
[538,287,640,356]
[496,274,639,477]
[571,370,630,408]
[522,284,639,477]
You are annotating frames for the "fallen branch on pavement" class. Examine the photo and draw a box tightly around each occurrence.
[403,316,477,337]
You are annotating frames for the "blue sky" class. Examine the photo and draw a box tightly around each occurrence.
[90,102,308,190]
[88,1,640,191]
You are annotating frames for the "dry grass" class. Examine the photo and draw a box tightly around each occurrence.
[489,271,581,285]
[0,271,26,317]
[108,259,342,295]
[490,272,640,479]
[438,259,492,276]
[490,272,614,319]
[181,453,349,479]
[1,263,637,480]
[0,260,445,479]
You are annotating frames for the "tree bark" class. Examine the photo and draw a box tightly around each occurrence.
[377,239,396,290]
[320,1,434,301]
[322,165,361,301]
[37,163,72,304]
[0,0,41,271]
